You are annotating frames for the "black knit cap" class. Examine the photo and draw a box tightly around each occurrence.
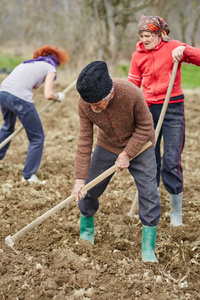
[76,60,113,103]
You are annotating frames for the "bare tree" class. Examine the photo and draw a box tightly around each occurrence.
[77,0,161,69]
[190,0,200,46]
[0,0,199,71]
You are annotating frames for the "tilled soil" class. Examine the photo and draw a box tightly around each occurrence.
[0,79,200,300]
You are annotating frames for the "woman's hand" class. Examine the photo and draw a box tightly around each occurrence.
[57,92,65,102]
[115,151,130,173]
[172,46,186,62]
[72,179,87,201]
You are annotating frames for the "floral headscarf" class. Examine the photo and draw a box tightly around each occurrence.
[137,15,170,42]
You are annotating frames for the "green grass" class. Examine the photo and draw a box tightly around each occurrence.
[181,63,200,89]
[116,63,200,90]
[0,53,199,89]
[0,53,25,73]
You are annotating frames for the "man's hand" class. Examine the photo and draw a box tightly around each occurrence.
[172,46,186,62]
[72,179,87,201]
[115,151,130,172]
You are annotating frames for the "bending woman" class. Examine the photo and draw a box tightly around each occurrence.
[0,45,70,183]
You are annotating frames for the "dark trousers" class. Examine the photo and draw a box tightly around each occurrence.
[0,92,44,179]
[149,102,185,195]
[79,145,160,227]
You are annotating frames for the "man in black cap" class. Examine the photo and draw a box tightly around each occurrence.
[72,60,161,262]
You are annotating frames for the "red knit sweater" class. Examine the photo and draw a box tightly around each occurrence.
[128,39,200,106]
[75,78,155,179]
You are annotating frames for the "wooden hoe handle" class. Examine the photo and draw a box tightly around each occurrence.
[5,141,152,248]
[128,61,179,219]
[155,61,178,143]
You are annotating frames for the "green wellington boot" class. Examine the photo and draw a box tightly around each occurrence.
[142,225,158,263]
[80,214,94,244]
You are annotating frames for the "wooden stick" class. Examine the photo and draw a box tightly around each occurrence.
[154,61,179,143]
[0,80,77,149]
[5,141,152,248]
[128,61,179,219]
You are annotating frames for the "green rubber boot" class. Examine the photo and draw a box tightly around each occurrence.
[142,225,158,263]
[80,214,94,244]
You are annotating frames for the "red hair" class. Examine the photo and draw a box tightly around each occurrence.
[33,45,70,66]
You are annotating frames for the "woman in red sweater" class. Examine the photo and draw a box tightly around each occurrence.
[128,15,200,226]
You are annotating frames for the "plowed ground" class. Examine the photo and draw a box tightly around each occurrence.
[0,78,200,300]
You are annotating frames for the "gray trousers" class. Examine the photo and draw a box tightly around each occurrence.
[79,145,160,227]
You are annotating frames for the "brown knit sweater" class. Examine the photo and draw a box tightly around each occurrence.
[75,78,155,179]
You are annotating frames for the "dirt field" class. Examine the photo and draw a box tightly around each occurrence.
[0,77,200,300]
